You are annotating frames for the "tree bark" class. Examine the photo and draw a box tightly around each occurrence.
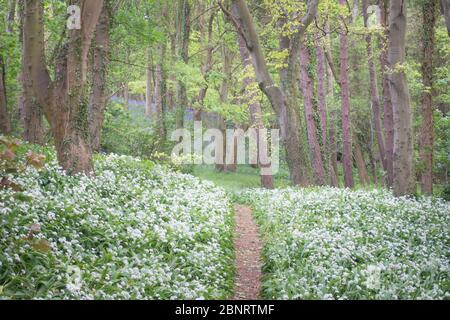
[89,3,110,152]
[299,43,326,185]
[441,0,450,37]
[24,0,103,175]
[339,0,354,188]
[316,40,338,187]
[215,45,231,172]
[353,134,370,186]
[154,62,165,141]
[419,0,438,195]
[363,0,387,175]
[193,11,216,122]
[17,0,43,143]
[0,56,10,134]
[379,0,394,186]
[237,31,274,189]
[388,0,415,196]
[145,50,153,117]
[176,0,190,129]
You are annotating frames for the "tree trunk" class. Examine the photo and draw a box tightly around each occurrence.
[237,31,274,189]
[419,0,438,195]
[300,43,326,185]
[0,56,10,134]
[388,0,415,196]
[24,0,103,175]
[329,109,339,186]
[89,3,110,152]
[441,0,450,37]
[176,0,190,129]
[145,50,153,117]
[363,0,387,175]
[339,0,354,188]
[380,0,394,186]
[215,44,232,172]
[316,41,338,187]
[353,134,370,186]
[18,0,43,143]
[154,62,165,141]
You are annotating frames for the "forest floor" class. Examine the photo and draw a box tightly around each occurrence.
[232,205,263,300]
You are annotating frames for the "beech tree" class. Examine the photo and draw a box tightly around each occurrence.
[388,0,415,196]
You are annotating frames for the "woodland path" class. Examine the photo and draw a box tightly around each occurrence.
[232,205,263,300]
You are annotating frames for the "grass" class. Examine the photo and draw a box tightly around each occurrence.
[192,165,290,192]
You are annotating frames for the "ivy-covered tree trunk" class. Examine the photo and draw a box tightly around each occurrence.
[388,0,415,196]
[24,0,103,175]
[339,0,354,188]
[419,0,438,195]
[300,43,325,185]
[380,0,394,186]
[89,3,110,152]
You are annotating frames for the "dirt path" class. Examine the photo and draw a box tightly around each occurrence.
[232,205,263,300]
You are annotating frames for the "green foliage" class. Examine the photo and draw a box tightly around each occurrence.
[101,102,157,159]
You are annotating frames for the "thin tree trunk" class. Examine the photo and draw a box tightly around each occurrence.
[363,0,387,174]
[388,0,415,196]
[0,56,10,134]
[419,0,438,195]
[329,109,339,186]
[237,31,274,188]
[300,44,326,185]
[176,0,190,129]
[441,0,450,37]
[215,44,232,172]
[380,0,394,186]
[339,0,354,188]
[89,3,110,152]
[145,50,153,118]
[317,41,338,186]
[154,62,165,141]
[353,133,370,185]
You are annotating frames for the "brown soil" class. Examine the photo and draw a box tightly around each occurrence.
[232,205,263,300]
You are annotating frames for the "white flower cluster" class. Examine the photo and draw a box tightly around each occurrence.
[0,154,234,299]
[238,187,449,300]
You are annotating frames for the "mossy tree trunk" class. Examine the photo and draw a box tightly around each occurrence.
[24,0,103,175]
